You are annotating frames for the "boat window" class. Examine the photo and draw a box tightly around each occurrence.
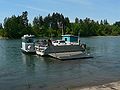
[27,38,33,43]
[60,41,65,43]
[65,38,67,41]
[54,41,58,43]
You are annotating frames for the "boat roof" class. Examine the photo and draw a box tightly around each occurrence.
[22,34,35,39]
[61,35,78,37]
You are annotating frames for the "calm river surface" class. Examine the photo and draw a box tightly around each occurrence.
[0,36,120,90]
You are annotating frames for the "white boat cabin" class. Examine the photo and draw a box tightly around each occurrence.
[21,35,35,53]
[52,40,66,46]
[52,35,80,46]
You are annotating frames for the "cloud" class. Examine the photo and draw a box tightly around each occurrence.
[63,0,92,6]
[16,4,50,13]
[0,0,51,13]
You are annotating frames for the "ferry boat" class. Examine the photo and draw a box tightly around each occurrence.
[35,35,88,59]
[21,34,36,54]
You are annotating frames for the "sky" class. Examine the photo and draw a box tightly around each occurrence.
[0,0,120,24]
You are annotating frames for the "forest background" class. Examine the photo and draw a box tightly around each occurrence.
[0,11,120,38]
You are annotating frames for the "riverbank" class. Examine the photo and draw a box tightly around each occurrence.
[69,81,120,90]
[0,36,8,39]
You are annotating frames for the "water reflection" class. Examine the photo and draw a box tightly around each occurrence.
[22,54,35,70]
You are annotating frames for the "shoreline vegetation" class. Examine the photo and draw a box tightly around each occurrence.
[0,11,120,39]
[0,36,8,39]
[69,81,120,90]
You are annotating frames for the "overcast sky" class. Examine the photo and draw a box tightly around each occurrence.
[0,0,120,24]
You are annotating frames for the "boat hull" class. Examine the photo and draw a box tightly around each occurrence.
[21,48,36,54]
[36,50,46,56]
[35,45,85,56]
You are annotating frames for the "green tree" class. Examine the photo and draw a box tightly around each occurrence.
[3,11,31,38]
[75,17,79,23]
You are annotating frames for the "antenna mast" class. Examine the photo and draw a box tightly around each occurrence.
[78,30,80,45]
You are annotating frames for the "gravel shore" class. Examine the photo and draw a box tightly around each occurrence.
[69,81,120,90]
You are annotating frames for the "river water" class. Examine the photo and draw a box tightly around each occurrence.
[0,36,120,90]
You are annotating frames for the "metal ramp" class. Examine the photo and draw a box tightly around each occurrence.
[48,51,93,60]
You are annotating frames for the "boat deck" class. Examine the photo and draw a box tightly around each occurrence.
[48,51,93,60]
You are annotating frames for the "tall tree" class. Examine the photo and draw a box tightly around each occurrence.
[3,11,31,38]
[21,11,28,27]
[75,17,79,23]
[0,23,3,29]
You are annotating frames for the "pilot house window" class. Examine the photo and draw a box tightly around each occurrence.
[65,38,67,41]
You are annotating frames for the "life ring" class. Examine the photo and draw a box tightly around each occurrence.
[27,45,31,50]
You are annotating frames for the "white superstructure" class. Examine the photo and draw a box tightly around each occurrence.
[21,35,36,54]
[35,35,86,56]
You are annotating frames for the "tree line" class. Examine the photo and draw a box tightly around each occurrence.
[0,11,120,38]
